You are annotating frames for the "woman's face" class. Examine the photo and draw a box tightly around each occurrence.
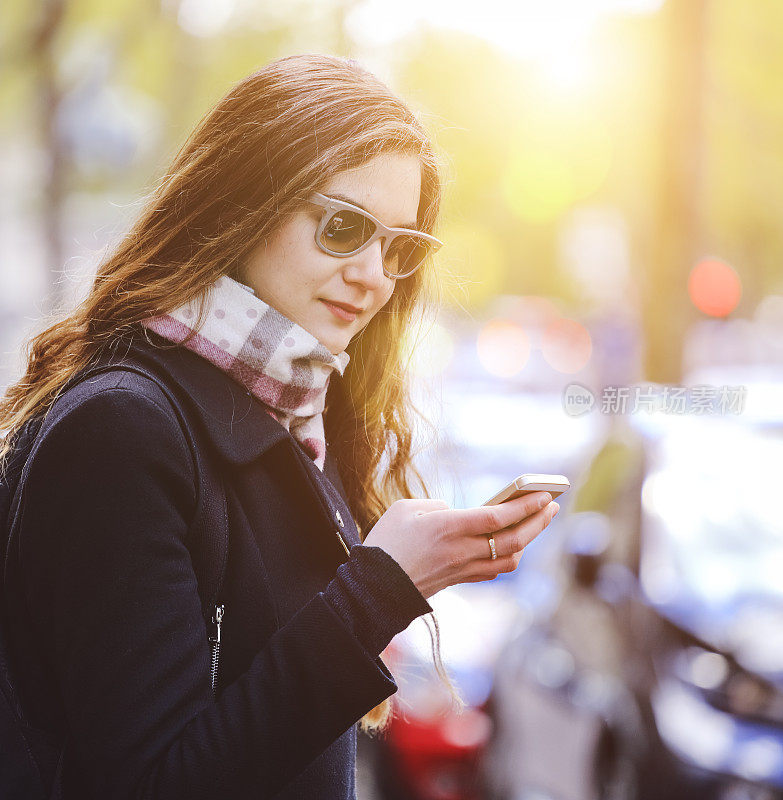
[239,152,422,355]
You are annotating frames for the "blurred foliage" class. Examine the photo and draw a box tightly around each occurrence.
[570,434,643,515]
[396,23,660,314]
[1,0,782,380]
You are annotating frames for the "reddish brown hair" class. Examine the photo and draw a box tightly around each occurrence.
[0,53,461,732]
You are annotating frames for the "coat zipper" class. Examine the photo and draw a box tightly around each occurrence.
[208,499,347,697]
[208,603,224,695]
[334,508,350,556]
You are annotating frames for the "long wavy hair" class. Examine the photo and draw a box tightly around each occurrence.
[0,53,462,733]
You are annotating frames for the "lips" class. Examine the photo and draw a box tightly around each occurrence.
[321,299,364,314]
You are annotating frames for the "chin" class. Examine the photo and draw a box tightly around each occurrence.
[314,331,345,356]
[325,340,347,356]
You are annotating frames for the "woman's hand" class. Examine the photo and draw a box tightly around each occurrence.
[361,491,559,599]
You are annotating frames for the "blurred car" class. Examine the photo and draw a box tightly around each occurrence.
[483,409,783,800]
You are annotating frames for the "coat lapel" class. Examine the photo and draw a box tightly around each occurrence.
[110,331,361,559]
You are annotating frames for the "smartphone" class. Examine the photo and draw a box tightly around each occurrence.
[481,473,570,506]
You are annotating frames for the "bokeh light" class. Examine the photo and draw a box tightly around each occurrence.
[498,294,562,331]
[476,318,531,377]
[541,317,593,373]
[504,151,575,224]
[503,116,613,224]
[688,258,742,318]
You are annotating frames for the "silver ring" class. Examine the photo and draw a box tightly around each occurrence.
[488,535,497,560]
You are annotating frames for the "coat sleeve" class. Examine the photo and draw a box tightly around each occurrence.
[16,384,430,800]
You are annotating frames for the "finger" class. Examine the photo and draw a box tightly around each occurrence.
[468,554,517,579]
[427,490,553,538]
[469,529,524,563]
[467,501,558,560]
[506,500,560,549]
[461,550,525,583]
[481,528,526,560]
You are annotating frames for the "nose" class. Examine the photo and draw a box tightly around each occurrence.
[342,238,390,291]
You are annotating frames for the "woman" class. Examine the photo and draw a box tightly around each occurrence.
[0,54,559,798]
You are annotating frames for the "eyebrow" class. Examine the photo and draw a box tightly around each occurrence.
[325,191,419,230]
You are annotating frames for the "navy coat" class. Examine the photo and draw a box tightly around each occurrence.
[3,328,432,799]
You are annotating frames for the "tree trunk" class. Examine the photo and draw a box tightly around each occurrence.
[643,0,708,382]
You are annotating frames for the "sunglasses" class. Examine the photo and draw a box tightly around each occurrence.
[307,192,443,279]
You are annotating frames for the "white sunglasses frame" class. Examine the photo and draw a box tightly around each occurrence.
[307,192,443,279]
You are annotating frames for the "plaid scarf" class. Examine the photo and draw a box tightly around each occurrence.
[140,274,350,471]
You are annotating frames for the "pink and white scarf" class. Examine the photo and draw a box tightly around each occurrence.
[140,274,350,471]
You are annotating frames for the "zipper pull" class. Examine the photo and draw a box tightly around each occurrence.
[210,604,224,644]
[333,508,350,555]
[209,603,225,695]
[335,529,350,556]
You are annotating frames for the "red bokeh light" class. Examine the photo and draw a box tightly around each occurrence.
[688,258,742,317]
[541,317,592,373]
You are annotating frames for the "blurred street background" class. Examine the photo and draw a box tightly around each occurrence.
[2,1,782,798]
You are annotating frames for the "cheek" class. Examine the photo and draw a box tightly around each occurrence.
[280,240,330,288]
[272,215,318,262]
[382,282,396,307]
[366,284,396,321]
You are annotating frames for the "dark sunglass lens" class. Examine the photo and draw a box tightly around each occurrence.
[321,210,375,254]
[386,235,431,276]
